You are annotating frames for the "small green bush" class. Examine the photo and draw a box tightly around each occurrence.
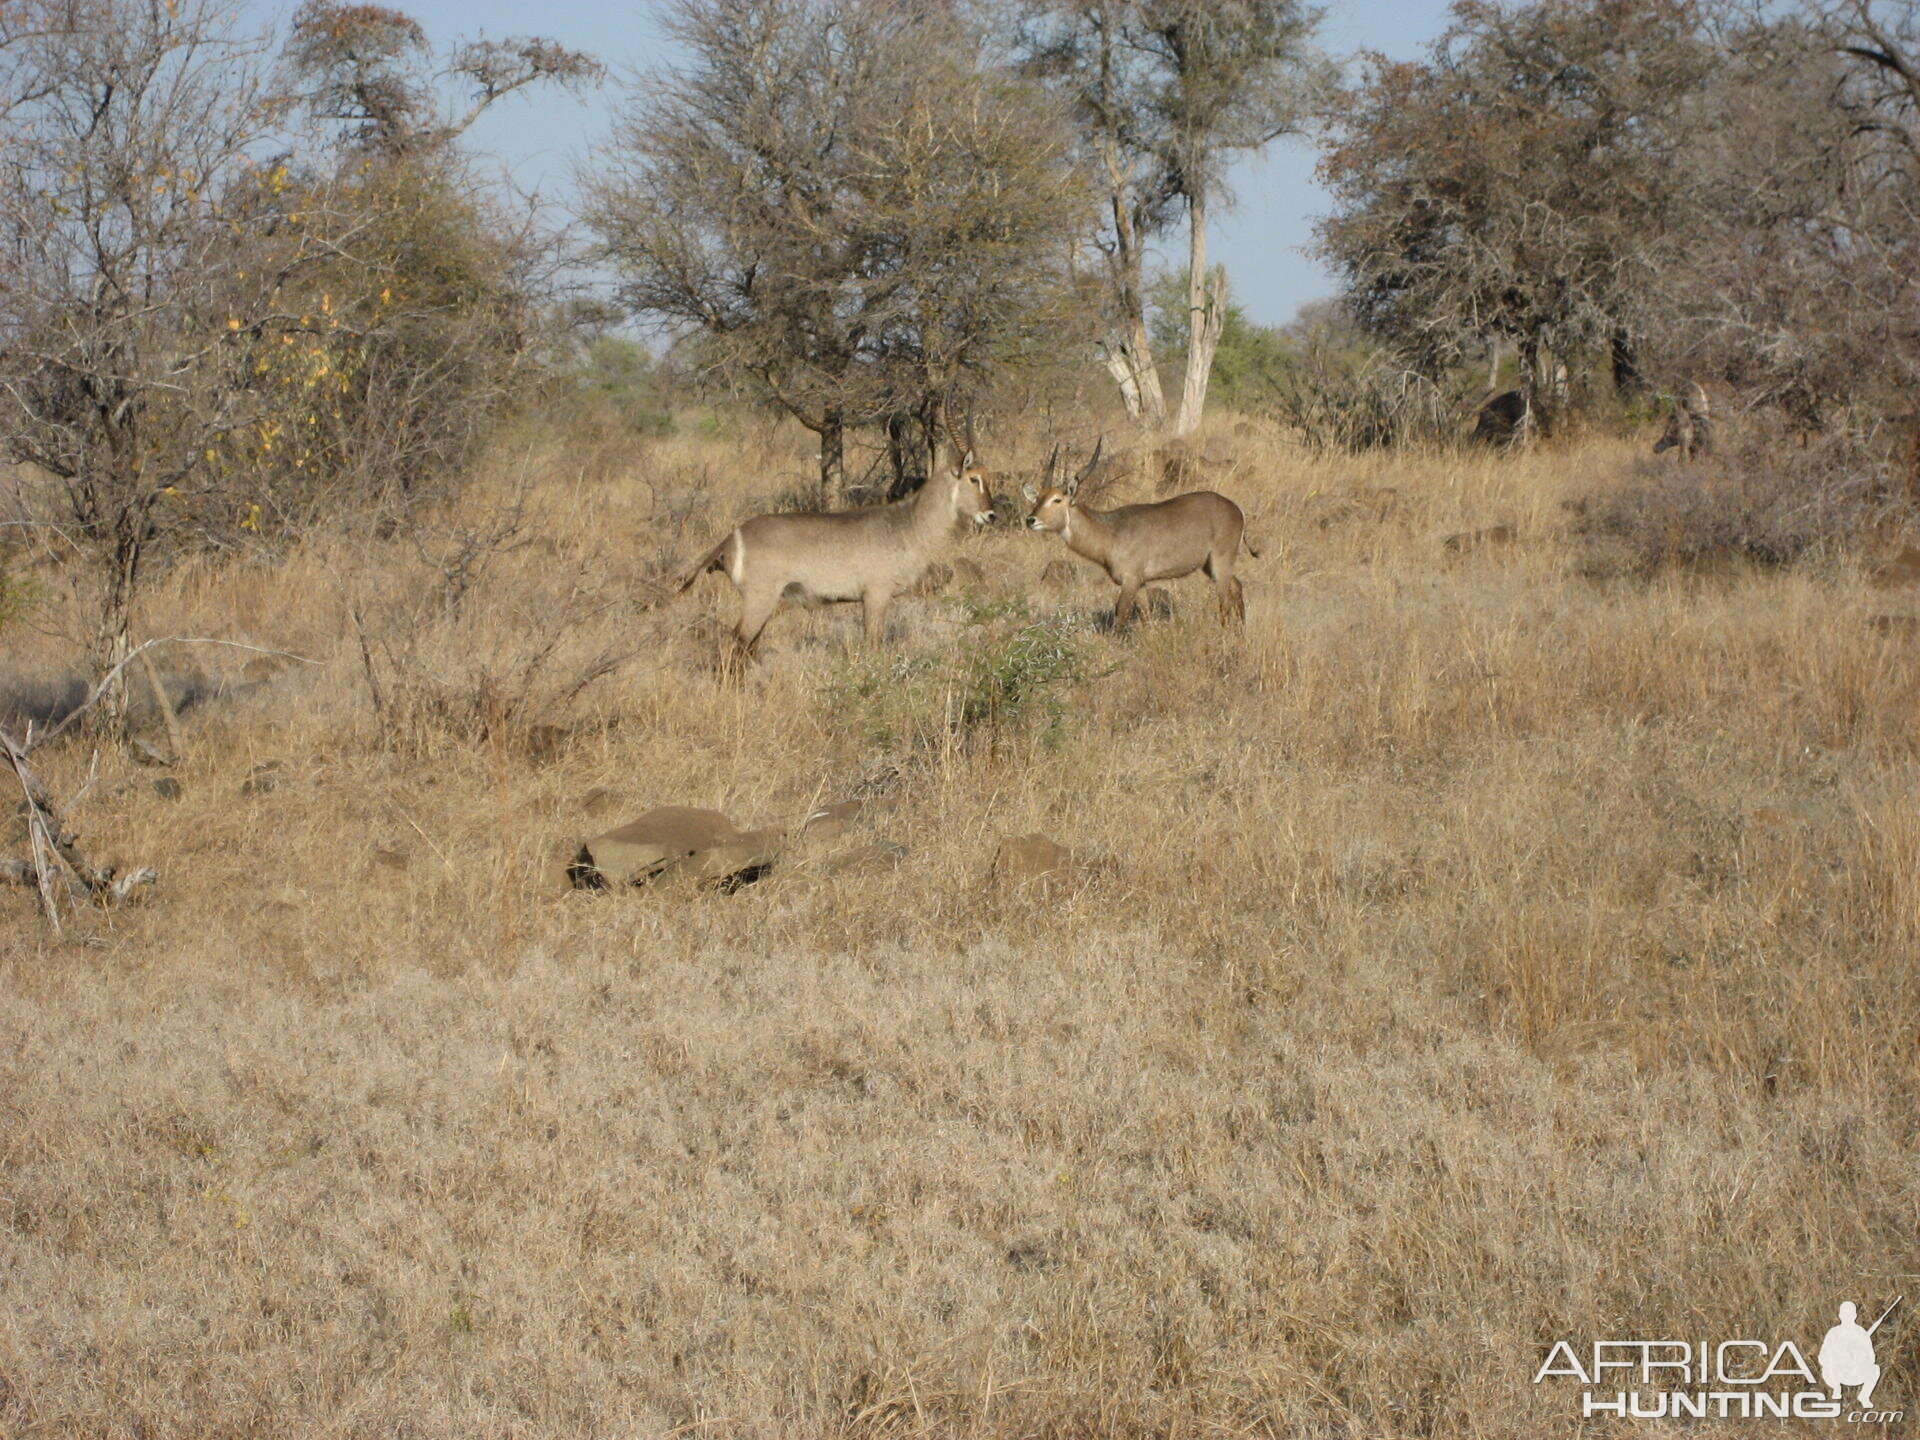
[822,597,1099,755]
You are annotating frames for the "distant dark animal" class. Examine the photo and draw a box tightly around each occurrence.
[1654,382,1713,461]
[1472,389,1530,447]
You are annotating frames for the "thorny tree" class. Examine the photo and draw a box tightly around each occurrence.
[586,0,1089,505]
[0,0,596,724]
[0,0,324,717]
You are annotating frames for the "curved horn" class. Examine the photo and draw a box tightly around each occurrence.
[1075,434,1105,485]
[1043,443,1060,487]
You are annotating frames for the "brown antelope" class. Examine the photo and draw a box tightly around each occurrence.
[1654,382,1712,461]
[678,449,996,665]
[1021,440,1257,629]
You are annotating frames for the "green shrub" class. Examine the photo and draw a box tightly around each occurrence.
[822,597,1099,754]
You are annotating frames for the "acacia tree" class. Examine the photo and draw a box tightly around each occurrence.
[1015,0,1327,435]
[1650,2,1920,433]
[586,0,1088,503]
[1316,0,1718,423]
[0,0,327,701]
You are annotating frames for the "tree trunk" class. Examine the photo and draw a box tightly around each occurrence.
[884,411,922,501]
[1609,329,1643,397]
[91,521,141,734]
[819,408,845,508]
[1099,144,1167,431]
[1170,188,1225,439]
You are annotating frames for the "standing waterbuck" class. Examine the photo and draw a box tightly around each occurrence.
[1021,440,1257,629]
[678,450,997,665]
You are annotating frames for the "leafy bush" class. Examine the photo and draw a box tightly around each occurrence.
[823,597,1098,755]
[569,336,675,437]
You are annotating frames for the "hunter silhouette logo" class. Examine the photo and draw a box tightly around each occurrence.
[1534,1297,1904,1422]
[1820,1300,1897,1410]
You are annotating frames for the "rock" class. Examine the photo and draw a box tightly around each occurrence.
[130,738,174,767]
[525,724,571,763]
[827,840,907,875]
[370,846,409,871]
[690,827,783,892]
[1871,546,1920,588]
[1038,558,1079,589]
[1444,524,1517,553]
[992,832,1080,893]
[240,761,282,797]
[911,561,955,597]
[796,799,864,848]
[570,806,741,889]
[151,777,183,801]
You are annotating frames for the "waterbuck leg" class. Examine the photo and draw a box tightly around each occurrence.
[1113,581,1142,632]
[1219,574,1245,626]
[862,588,895,647]
[729,590,779,674]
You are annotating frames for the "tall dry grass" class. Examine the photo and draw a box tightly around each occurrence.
[2,415,1917,1437]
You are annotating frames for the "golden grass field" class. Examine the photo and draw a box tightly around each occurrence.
[3,415,1918,1437]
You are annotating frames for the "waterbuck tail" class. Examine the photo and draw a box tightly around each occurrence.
[677,535,731,594]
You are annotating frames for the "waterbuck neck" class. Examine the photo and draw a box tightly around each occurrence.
[908,473,960,541]
[1061,502,1114,566]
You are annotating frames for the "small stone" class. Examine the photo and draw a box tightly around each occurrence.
[151,777,183,801]
[1871,546,1920,588]
[826,840,907,875]
[992,832,1079,892]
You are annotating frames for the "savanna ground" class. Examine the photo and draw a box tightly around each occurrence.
[2,415,1918,1438]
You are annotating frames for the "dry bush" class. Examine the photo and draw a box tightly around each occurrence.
[1268,350,1457,452]
[1573,426,1895,576]
[2,421,1918,1438]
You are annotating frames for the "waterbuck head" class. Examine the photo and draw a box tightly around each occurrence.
[1022,438,1097,533]
[947,447,997,526]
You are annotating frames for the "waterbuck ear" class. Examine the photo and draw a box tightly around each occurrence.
[1063,475,1080,499]
[1021,481,1039,504]
[960,448,977,471]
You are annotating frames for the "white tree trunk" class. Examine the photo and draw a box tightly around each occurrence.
[1170,192,1224,439]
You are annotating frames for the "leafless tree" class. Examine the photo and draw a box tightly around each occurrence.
[1317,0,1718,427]
[0,0,331,716]
[586,0,1090,505]
[0,0,594,723]
[1013,0,1329,436]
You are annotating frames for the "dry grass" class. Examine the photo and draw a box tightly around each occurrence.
[3,418,1918,1437]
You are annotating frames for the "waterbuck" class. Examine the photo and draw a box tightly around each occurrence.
[1654,382,1712,461]
[678,450,997,665]
[1021,440,1257,630]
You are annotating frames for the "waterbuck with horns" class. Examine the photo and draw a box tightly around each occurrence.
[1022,438,1258,629]
[678,447,997,666]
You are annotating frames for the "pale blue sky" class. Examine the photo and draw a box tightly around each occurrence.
[249,1,1459,327]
